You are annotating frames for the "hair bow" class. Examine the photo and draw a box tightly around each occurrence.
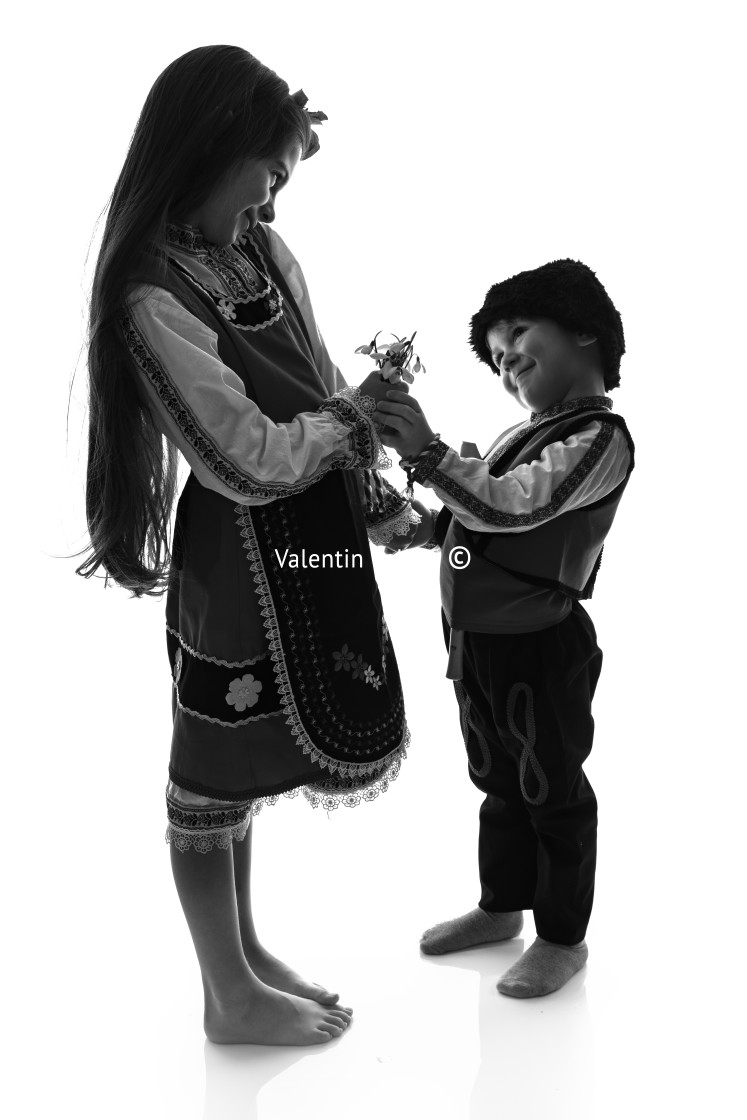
[290,89,327,159]
[290,88,328,125]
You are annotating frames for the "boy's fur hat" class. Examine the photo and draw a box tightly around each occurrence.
[469,259,625,389]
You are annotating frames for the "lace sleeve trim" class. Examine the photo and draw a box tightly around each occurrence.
[318,387,392,470]
[367,502,422,546]
[122,313,352,500]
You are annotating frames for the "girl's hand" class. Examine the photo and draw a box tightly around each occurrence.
[374,391,436,458]
[358,370,410,408]
[384,499,436,554]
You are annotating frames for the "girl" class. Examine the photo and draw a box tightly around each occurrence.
[77,45,430,1046]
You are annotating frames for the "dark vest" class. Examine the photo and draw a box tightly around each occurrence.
[436,403,635,632]
[128,229,408,795]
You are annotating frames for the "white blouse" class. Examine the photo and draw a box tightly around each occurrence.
[122,226,418,544]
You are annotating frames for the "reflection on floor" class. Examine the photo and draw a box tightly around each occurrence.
[24,794,736,1120]
[193,931,594,1120]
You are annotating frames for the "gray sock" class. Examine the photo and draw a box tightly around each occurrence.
[420,908,524,955]
[497,936,588,998]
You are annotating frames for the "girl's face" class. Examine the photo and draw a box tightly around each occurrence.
[185,138,302,246]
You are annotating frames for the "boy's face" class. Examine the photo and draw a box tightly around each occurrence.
[485,317,597,413]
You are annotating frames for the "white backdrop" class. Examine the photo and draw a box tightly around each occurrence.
[4,1,744,1116]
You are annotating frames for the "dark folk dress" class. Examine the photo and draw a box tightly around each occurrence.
[123,224,411,850]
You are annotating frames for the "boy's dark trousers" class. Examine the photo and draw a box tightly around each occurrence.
[446,602,603,946]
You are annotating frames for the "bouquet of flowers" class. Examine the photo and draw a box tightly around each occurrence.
[355,331,425,384]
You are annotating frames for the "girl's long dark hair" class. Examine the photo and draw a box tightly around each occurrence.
[76,45,312,597]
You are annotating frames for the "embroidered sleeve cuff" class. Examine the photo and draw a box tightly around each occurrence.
[399,438,450,486]
[319,387,392,470]
[421,509,442,550]
[367,502,422,547]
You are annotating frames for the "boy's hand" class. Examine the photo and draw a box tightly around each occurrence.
[374,391,437,458]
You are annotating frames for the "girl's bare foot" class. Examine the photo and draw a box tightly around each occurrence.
[204,979,353,1046]
[243,943,340,1006]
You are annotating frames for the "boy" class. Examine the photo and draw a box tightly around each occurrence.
[375,260,634,998]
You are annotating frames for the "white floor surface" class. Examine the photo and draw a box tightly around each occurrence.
[11,656,742,1120]
[10,509,745,1120]
[7,4,745,1114]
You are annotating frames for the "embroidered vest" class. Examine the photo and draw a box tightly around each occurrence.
[128,229,408,796]
[436,403,635,632]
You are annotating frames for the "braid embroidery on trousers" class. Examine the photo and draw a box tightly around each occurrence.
[507,682,549,806]
[454,680,492,778]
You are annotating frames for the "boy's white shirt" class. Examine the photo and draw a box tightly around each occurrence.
[124,224,628,539]
[422,420,631,535]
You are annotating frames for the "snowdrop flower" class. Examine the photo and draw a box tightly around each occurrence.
[355,330,425,384]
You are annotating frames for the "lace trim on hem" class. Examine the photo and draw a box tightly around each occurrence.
[299,747,405,810]
[239,747,405,814]
[166,817,251,853]
[367,503,422,546]
[165,750,406,851]
[235,505,409,779]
